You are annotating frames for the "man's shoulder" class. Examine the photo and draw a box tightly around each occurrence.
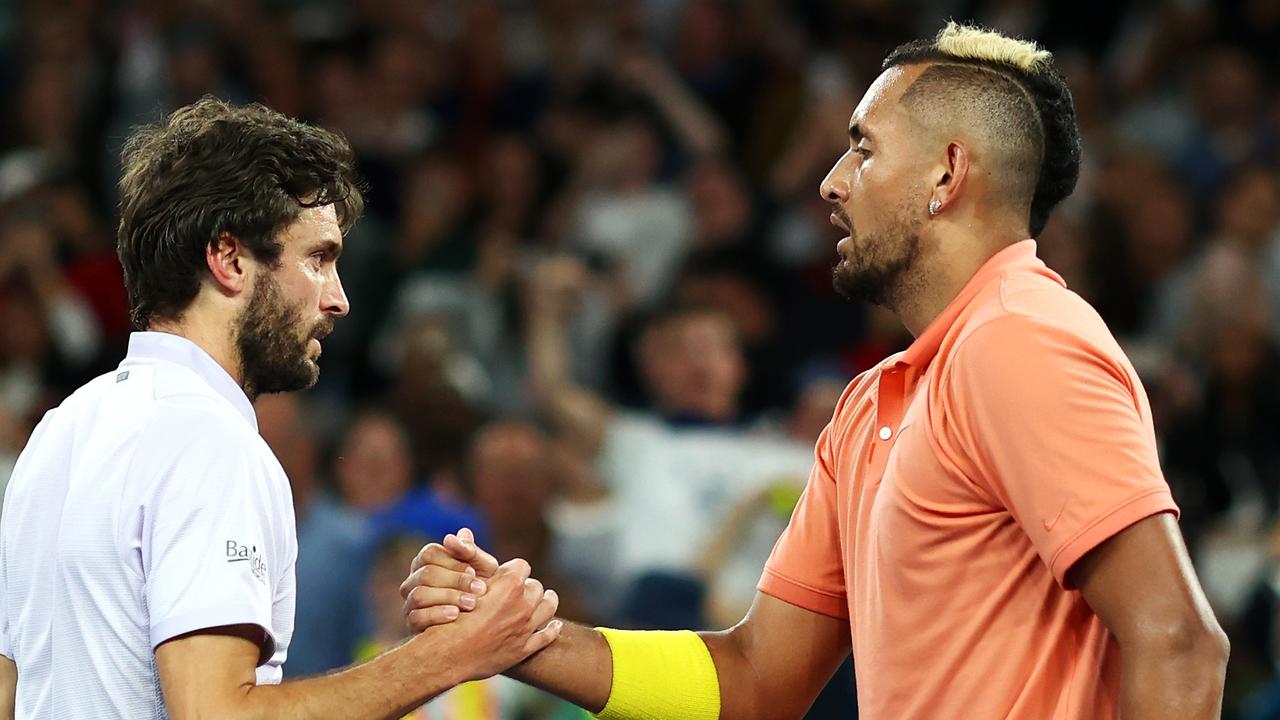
[956,271,1124,364]
[130,391,273,491]
[55,360,248,433]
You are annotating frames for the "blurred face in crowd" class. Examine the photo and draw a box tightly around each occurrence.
[676,0,732,74]
[1211,321,1268,388]
[584,120,661,192]
[1124,181,1192,282]
[1218,167,1280,246]
[690,159,752,248]
[1192,48,1262,130]
[470,424,551,533]
[821,66,931,307]
[336,413,413,510]
[639,311,746,422]
[19,62,76,149]
[482,135,540,224]
[0,290,50,365]
[236,205,348,398]
[401,155,472,246]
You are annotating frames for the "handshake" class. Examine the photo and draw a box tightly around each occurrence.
[396,528,563,683]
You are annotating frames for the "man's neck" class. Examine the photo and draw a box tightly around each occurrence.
[892,223,1026,338]
[146,316,244,391]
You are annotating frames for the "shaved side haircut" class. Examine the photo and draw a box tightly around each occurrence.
[884,22,1081,237]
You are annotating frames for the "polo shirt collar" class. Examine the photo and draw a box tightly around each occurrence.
[899,240,1061,369]
[122,331,258,429]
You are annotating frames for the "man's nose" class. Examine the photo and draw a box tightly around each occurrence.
[820,151,852,204]
[324,274,350,317]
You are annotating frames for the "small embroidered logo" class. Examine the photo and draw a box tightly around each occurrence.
[1043,503,1067,533]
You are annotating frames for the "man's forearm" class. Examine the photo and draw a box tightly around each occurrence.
[159,628,472,720]
[503,624,778,720]
[238,640,465,720]
[1118,635,1228,720]
[1,656,15,720]
[504,623,613,713]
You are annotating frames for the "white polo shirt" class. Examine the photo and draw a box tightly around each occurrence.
[0,332,297,719]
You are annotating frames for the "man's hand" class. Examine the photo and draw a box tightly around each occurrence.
[400,528,501,633]
[419,555,562,683]
[156,556,562,720]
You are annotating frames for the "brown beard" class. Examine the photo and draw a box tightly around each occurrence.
[235,271,331,399]
[832,210,924,309]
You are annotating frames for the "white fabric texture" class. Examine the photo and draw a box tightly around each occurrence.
[0,332,296,719]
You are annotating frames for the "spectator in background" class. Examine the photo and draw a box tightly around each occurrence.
[1153,165,1280,356]
[335,407,487,547]
[256,394,369,678]
[1087,157,1194,341]
[1175,47,1275,201]
[0,216,103,420]
[1166,245,1280,591]
[562,116,692,311]
[526,256,812,625]
[386,318,489,481]
[468,422,593,624]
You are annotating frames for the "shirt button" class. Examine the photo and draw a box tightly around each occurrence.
[879,426,892,441]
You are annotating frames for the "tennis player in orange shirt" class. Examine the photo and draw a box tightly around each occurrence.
[398,22,1228,720]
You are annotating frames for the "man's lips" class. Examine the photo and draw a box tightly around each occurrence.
[312,322,335,341]
[829,212,850,233]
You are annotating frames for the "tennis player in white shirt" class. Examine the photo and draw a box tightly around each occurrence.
[0,97,562,720]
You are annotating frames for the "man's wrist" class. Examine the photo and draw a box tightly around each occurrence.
[405,626,474,688]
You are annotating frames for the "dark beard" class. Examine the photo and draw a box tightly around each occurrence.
[831,220,924,308]
[235,272,329,399]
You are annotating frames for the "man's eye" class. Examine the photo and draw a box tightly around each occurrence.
[853,146,871,158]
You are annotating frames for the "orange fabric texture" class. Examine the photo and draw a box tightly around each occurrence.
[759,240,1178,720]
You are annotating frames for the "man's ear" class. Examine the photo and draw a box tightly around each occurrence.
[928,141,971,216]
[206,231,249,296]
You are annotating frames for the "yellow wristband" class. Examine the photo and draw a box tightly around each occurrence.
[594,628,721,720]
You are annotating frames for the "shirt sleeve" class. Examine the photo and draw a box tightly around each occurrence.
[142,422,281,662]
[947,314,1179,588]
[757,422,848,619]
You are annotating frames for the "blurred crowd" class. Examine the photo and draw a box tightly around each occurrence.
[0,0,1277,717]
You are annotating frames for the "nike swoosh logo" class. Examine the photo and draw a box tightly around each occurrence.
[1043,502,1067,532]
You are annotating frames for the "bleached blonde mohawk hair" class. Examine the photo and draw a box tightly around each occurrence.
[881,21,1081,238]
[933,21,1051,73]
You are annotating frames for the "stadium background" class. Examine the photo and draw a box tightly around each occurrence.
[0,0,1277,717]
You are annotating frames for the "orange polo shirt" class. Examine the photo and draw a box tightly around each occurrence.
[759,240,1178,720]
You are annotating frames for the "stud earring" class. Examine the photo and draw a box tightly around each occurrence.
[928,199,942,216]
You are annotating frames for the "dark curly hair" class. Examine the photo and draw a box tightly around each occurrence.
[117,97,363,330]
[883,25,1081,238]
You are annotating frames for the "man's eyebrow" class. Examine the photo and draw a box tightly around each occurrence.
[313,239,343,260]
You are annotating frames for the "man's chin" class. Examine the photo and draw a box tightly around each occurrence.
[301,360,321,388]
[832,263,885,304]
